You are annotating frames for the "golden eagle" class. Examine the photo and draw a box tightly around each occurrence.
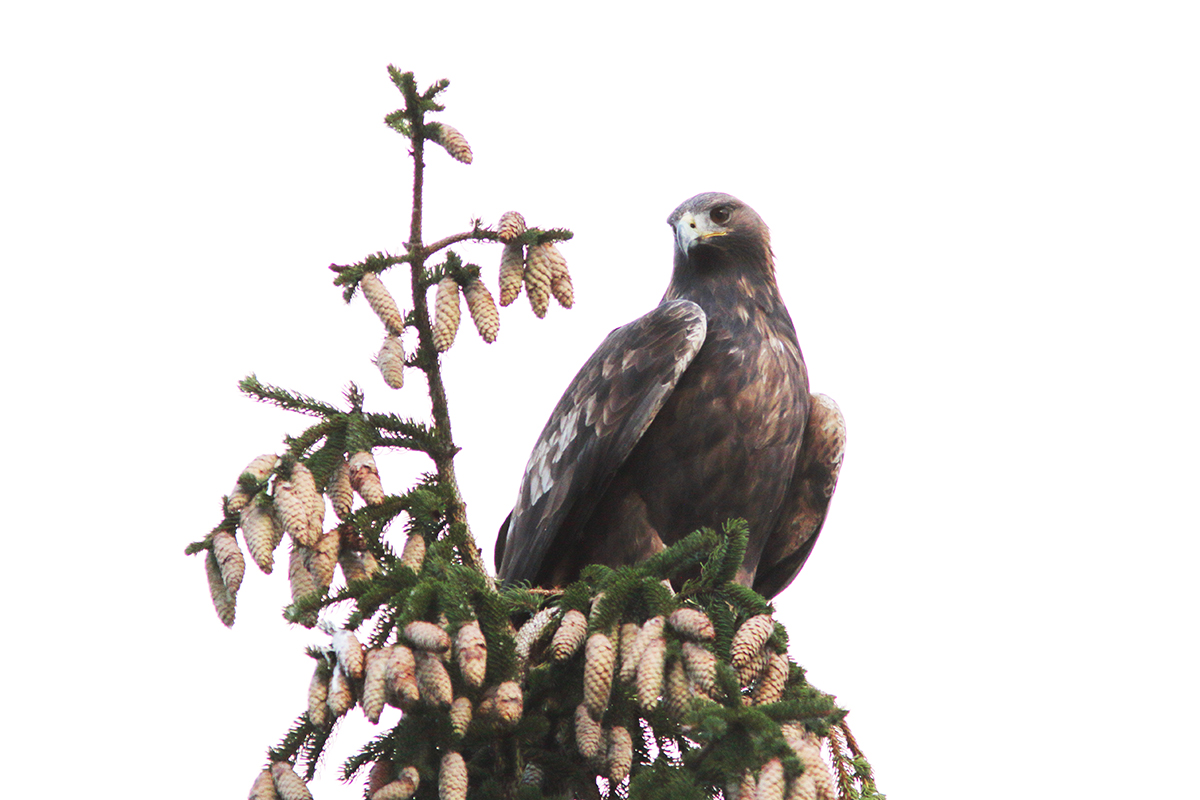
[495,193,844,599]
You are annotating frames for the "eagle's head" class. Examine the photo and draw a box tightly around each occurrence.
[667,192,773,276]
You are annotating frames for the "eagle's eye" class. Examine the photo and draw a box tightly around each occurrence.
[709,206,732,225]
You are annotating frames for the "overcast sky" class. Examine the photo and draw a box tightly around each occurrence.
[3,2,1197,798]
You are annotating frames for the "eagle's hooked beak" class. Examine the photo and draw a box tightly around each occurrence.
[674,212,728,255]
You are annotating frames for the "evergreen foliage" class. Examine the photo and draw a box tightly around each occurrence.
[187,68,882,800]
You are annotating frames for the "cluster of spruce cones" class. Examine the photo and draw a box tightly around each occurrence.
[496,211,573,318]
[299,606,521,800]
[206,451,388,627]
[517,605,834,800]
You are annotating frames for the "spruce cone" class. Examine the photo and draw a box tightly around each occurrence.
[405,620,451,653]
[618,622,642,684]
[477,681,523,726]
[400,533,426,571]
[449,695,472,737]
[205,549,236,627]
[362,648,389,723]
[463,279,499,343]
[327,457,354,520]
[360,272,405,335]
[756,758,786,800]
[729,770,758,800]
[309,528,340,590]
[307,663,330,727]
[787,774,818,800]
[668,607,715,641]
[514,607,559,666]
[439,752,468,800]
[414,650,452,706]
[583,632,615,719]
[228,453,278,514]
[636,633,667,710]
[288,545,318,626]
[545,242,574,308]
[732,615,775,671]
[432,277,461,352]
[628,616,666,681]
[360,549,381,578]
[210,531,244,594]
[367,759,393,798]
[455,621,488,689]
[575,702,603,760]
[385,645,420,710]
[332,629,365,680]
[497,211,526,243]
[273,478,313,547]
[738,645,772,689]
[430,123,473,164]
[250,768,279,800]
[664,657,690,717]
[551,609,588,662]
[498,242,524,306]
[376,334,406,389]
[751,652,790,705]
[682,641,718,695]
[524,243,553,318]
[520,762,545,788]
[270,762,313,800]
[327,665,354,718]
[607,725,633,784]
[348,451,386,505]
[240,496,279,574]
[373,767,420,800]
[291,462,324,542]
[374,773,420,800]
[339,549,369,584]
[781,725,836,800]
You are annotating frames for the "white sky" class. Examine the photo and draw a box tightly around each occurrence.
[2,2,1197,798]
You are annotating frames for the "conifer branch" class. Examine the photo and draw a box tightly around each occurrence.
[239,374,342,418]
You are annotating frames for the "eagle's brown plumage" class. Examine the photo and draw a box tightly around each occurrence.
[495,193,844,599]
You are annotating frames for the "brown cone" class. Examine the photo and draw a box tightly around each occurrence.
[307,663,330,727]
[360,272,405,335]
[449,695,472,737]
[497,211,526,243]
[385,645,420,711]
[668,607,715,641]
[498,242,524,306]
[432,277,461,352]
[399,533,425,572]
[327,457,354,520]
[250,768,279,800]
[270,762,313,800]
[414,650,452,706]
[205,548,236,627]
[376,335,405,389]
[607,725,633,784]
[404,620,451,653]
[211,531,245,594]
[523,244,552,318]
[463,279,499,343]
[430,123,473,164]
[240,496,279,574]
[575,702,603,760]
[455,621,488,689]
[551,609,587,662]
[583,632,615,719]
[362,647,389,723]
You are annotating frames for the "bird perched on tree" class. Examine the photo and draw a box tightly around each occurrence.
[495,193,845,599]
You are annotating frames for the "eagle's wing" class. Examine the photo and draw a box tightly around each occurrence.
[496,299,707,585]
[752,393,846,599]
